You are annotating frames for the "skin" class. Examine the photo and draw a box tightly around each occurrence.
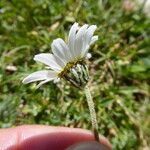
[0,125,112,150]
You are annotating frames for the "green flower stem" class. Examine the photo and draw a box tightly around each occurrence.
[84,85,99,141]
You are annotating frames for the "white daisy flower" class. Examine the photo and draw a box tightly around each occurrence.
[22,22,98,88]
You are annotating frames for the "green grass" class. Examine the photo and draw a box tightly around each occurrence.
[0,0,150,149]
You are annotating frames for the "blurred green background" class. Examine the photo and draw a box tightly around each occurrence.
[0,0,150,149]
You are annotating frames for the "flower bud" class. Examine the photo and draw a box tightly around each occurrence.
[64,63,89,88]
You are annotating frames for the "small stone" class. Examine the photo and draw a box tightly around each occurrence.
[6,65,17,72]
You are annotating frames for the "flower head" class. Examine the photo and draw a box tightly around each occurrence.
[22,22,98,88]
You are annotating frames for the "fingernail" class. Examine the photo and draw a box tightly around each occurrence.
[66,141,111,150]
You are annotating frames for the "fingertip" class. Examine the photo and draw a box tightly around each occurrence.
[0,125,111,150]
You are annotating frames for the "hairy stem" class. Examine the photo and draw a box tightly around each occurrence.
[84,85,99,141]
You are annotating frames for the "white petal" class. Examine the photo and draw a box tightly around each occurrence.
[34,53,61,72]
[37,78,55,88]
[54,55,66,68]
[82,25,97,56]
[51,38,71,63]
[85,25,97,47]
[22,70,57,84]
[90,36,98,45]
[76,24,89,38]
[74,24,89,58]
[68,22,79,59]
